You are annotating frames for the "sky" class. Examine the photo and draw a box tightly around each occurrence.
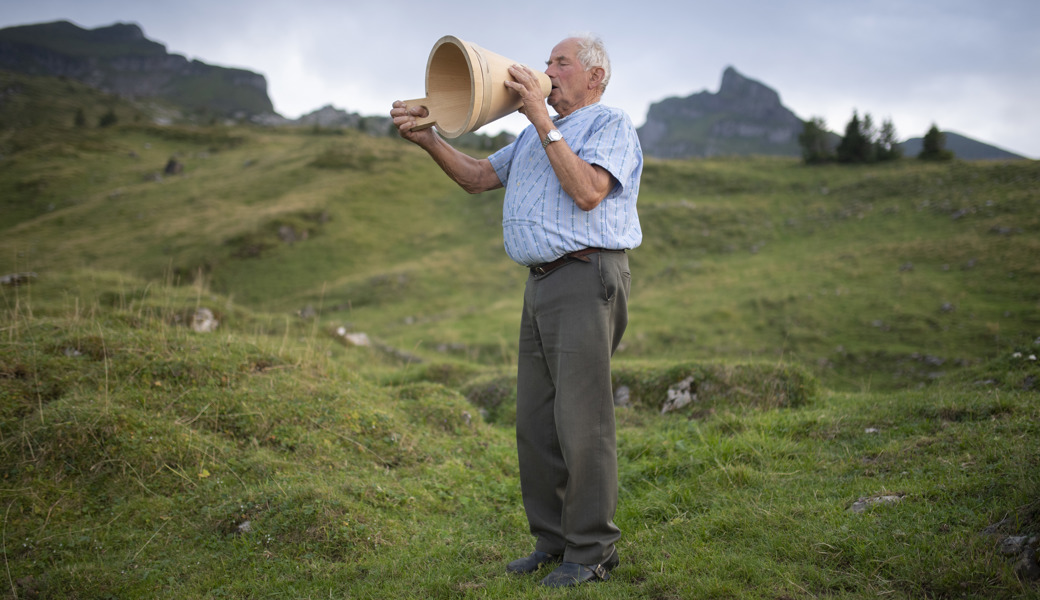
[2,0,1038,158]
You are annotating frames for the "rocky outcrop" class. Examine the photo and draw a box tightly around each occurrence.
[0,272,37,286]
[296,105,362,128]
[638,66,805,159]
[290,104,392,136]
[0,20,272,117]
[984,508,1040,584]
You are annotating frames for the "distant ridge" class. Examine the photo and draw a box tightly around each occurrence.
[899,131,1025,160]
[637,65,1027,161]
[0,20,273,118]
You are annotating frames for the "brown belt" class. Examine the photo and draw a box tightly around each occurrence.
[529,248,620,276]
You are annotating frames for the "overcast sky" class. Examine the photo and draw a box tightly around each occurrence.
[3,0,1038,158]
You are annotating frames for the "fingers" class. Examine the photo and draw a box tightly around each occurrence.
[391,105,412,130]
[391,101,428,119]
[390,102,415,137]
[391,101,430,135]
[390,101,436,144]
[506,67,541,103]
[508,64,535,88]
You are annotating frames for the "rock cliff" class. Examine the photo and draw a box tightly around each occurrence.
[0,20,272,117]
[638,66,804,159]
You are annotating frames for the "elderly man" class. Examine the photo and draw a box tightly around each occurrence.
[391,33,642,588]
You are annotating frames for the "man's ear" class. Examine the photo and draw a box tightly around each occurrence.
[588,67,605,89]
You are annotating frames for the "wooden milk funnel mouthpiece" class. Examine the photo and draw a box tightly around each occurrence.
[404,35,551,139]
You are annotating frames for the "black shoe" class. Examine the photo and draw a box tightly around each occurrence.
[506,550,562,575]
[540,549,620,587]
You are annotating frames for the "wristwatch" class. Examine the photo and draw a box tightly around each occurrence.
[542,129,563,148]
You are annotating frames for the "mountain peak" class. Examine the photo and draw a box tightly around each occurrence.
[637,66,804,159]
[718,66,781,107]
[718,65,747,92]
[91,22,148,43]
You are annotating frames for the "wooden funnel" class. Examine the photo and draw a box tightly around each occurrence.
[404,35,551,138]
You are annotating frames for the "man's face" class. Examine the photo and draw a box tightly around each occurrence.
[544,38,595,116]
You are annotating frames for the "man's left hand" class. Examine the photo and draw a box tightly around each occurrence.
[505,64,552,128]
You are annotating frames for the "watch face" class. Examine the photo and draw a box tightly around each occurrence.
[549,130,562,141]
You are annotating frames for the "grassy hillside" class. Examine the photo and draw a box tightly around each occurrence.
[3,89,1037,391]
[1,76,1039,598]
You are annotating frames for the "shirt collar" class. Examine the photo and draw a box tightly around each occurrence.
[553,102,600,125]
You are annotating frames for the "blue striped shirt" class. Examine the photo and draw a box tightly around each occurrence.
[488,103,643,266]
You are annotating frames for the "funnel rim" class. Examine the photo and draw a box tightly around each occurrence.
[424,35,484,138]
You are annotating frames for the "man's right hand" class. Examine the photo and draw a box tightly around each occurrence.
[504,64,553,132]
[391,101,437,147]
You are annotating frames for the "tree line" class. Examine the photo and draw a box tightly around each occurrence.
[798,111,953,165]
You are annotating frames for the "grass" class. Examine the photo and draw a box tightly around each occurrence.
[2,273,1038,598]
[1,76,1039,597]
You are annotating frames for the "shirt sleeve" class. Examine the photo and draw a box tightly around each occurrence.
[488,137,517,186]
[576,110,641,194]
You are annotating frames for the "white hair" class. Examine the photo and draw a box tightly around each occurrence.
[572,33,611,93]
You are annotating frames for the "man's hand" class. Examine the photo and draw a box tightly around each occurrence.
[391,100,438,147]
[504,64,552,130]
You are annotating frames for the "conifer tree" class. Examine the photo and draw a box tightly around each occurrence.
[861,114,878,163]
[876,118,902,161]
[919,124,954,161]
[836,111,869,163]
[798,117,834,164]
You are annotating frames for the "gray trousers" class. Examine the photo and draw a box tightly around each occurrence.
[516,250,629,565]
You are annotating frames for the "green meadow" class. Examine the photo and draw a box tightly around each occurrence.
[1,72,1038,598]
